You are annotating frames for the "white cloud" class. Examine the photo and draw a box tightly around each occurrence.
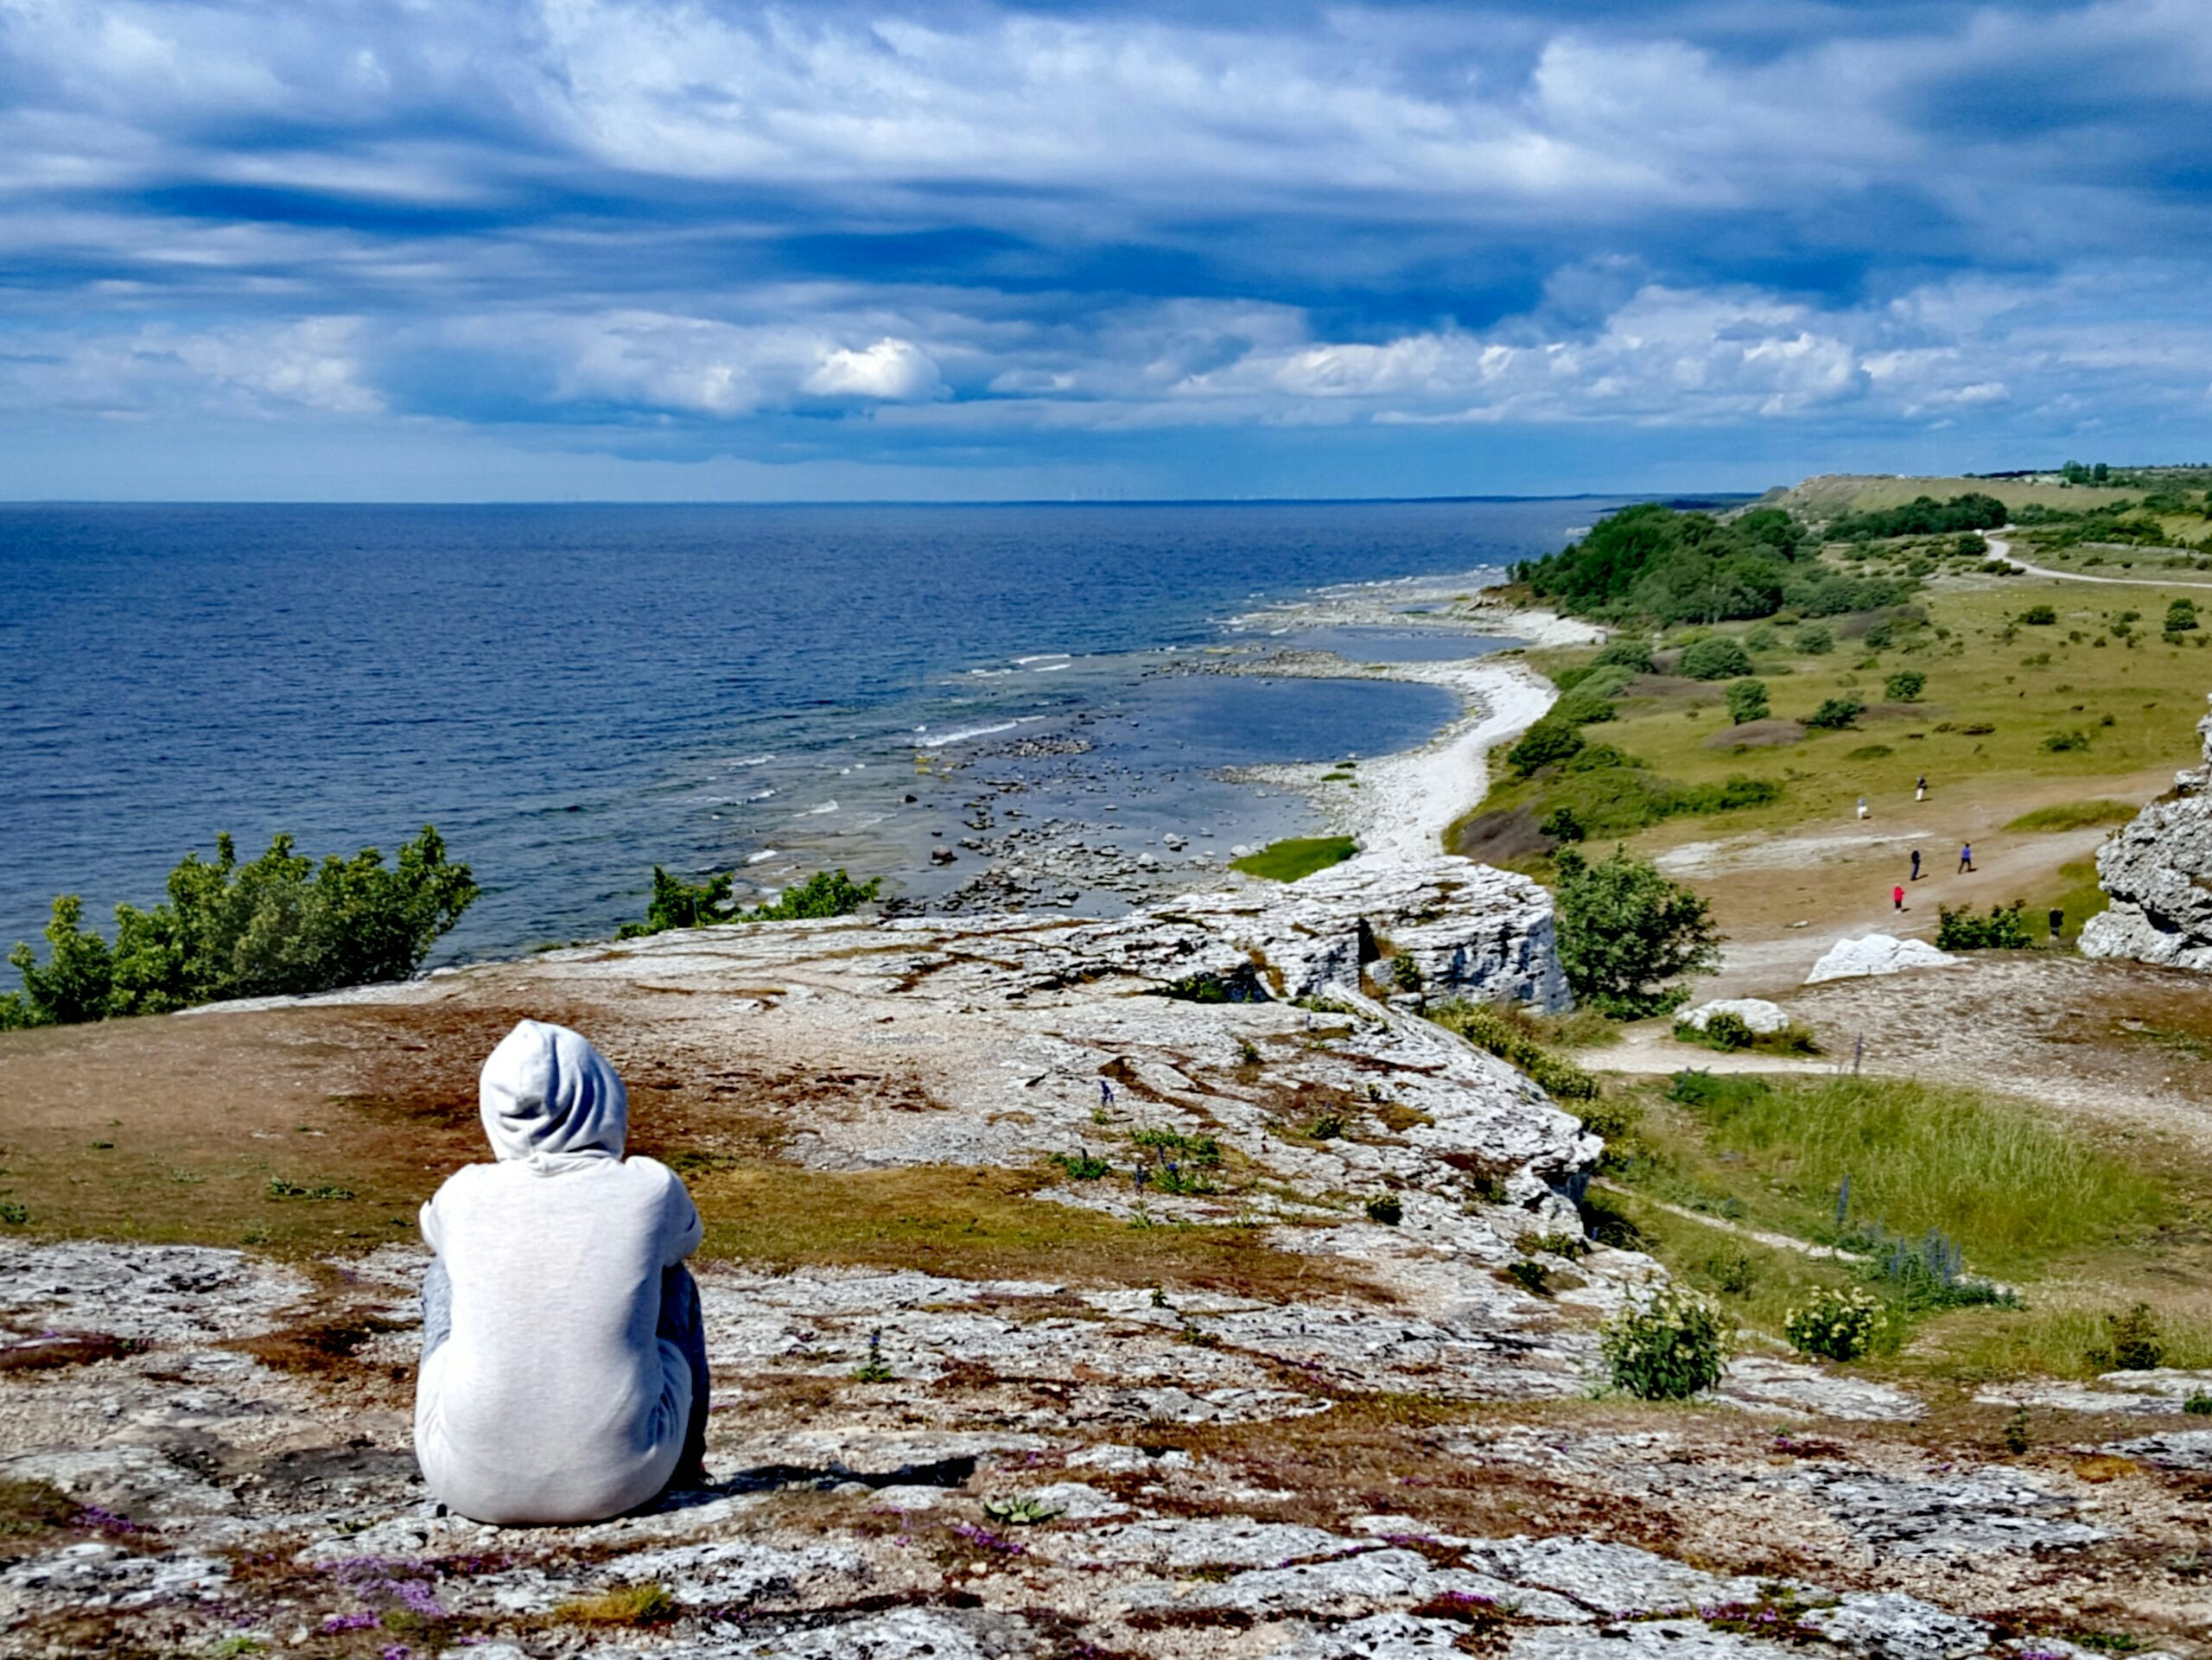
[802,337,944,401]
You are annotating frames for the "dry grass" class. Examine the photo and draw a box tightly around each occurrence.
[690,1161,1392,1304]
[553,1582,681,1626]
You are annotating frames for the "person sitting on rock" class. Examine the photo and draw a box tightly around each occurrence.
[415,1019,708,1524]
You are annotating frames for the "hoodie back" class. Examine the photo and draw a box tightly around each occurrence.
[414,1020,702,1524]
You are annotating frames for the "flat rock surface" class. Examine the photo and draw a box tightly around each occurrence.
[0,863,2205,1657]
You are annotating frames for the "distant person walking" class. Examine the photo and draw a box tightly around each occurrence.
[1098,1078,1115,1110]
[1910,849,1923,882]
[1916,775,1927,802]
[1892,884,1906,913]
[1856,795,1869,822]
[1958,841,1975,874]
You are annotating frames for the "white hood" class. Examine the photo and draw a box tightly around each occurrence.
[478,1019,628,1172]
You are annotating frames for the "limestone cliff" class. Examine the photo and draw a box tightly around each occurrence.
[2081,694,2212,971]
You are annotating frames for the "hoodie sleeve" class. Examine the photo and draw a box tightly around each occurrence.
[659,1166,703,1267]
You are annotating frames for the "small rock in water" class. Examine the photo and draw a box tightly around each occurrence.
[931,848,957,865]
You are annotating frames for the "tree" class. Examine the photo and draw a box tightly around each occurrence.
[1551,844,1721,1018]
[1725,678,1770,725]
[3,826,477,1026]
[1805,696,1865,731]
[2167,598,2199,634]
[1679,636,1755,681]
[1884,671,1926,703]
[1508,718,1586,777]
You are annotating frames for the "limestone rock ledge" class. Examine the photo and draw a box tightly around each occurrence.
[2082,694,2212,970]
[2,837,2202,1653]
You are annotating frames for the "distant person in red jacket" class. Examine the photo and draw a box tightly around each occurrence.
[1892,884,1906,913]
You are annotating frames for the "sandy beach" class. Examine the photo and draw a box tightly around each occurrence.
[1221,569,1603,875]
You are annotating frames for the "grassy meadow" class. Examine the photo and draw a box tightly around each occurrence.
[1462,569,2210,875]
[1580,1067,2212,1379]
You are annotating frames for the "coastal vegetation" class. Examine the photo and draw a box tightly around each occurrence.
[0,827,475,1027]
[1466,535,2209,912]
[1592,1068,2200,1376]
[1229,835,1359,882]
[1510,502,1911,626]
[1550,845,1719,1017]
[619,866,880,938]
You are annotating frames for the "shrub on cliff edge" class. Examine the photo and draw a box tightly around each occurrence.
[2,826,477,1027]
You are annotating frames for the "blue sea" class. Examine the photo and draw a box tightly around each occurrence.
[0,499,1632,975]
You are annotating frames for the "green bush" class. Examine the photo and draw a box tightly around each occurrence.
[1600,1285,1731,1400]
[1804,696,1865,731]
[1680,637,1755,681]
[1827,491,2006,541]
[1884,671,1925,703]
[2,827,476,1027]
[620,866,881,938]
[1552,845,1720,1019]
[2041,728,2094,753]
[1592,637,1656,673]
[1797,624,1834,655]
[1724,678,1770,725]
[1694,1010,1756,1050]
[620,867,737,936]
[1427,1000,1600,1102]
[1785,1287,1885,1362]
[1538,804,1586,843]
[1364,1193,1403,1226]
[1936,900,2035,951]
[1552,684,1620,726]
[2090,1302,2165,1371]
[1512,505,1799,626]
[2019,604,2058,626]
[1508,718,1586,777]
[2167,598,2199,633]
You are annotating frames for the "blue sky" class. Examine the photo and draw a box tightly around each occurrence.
[3,0,2209,500]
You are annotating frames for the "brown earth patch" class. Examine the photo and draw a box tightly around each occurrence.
[1448,805,1554,862]
[0,1332,143,1373]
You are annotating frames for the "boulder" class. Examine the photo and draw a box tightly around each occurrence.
[2080,694,2212,970]
[1805,933,1961,984]
[1677,997,1789,1035]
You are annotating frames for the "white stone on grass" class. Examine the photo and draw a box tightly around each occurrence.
[1678,998,1789,1035]
[1804,934,1960,984]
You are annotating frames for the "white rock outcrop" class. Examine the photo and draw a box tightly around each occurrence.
[1804,933,1961,984]
[2081,693,2212,970]
[1676,997,1789,1035]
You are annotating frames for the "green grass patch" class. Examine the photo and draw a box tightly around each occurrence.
[2004,798,2143,832]
[1595,1071,2197,1374]
[1662,1072,2162,1275]
[1230,836,1359,882]
[1912,1301,2212,1382]
[1464,574,2208,866]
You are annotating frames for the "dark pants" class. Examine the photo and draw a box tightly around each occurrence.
[421,1258,711,1491]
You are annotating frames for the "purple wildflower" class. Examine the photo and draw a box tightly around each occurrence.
[951,1521,1023,1555]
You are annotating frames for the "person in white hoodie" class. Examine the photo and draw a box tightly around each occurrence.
[415,1020,708,1524]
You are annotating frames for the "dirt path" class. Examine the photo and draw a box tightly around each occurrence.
[1649,768,2166,999]
[1992,531,2212,588]
[1586,951,2212,1161]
